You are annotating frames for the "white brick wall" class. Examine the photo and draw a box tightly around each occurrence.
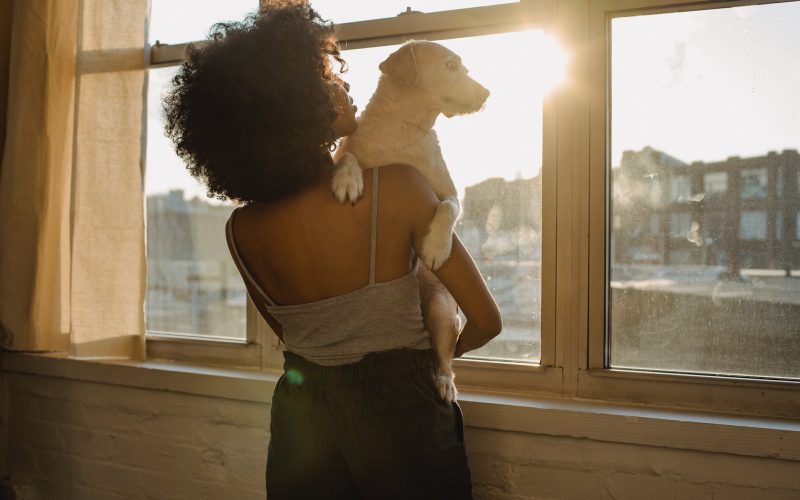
[3,366,800,500]
[466,429,800,499]
[6,373,268,500]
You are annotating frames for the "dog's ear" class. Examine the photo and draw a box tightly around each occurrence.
[379,42,419,86]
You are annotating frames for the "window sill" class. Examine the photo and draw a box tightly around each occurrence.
[2,351,280,404]
[145,333,264,370]
[3,351,799,462]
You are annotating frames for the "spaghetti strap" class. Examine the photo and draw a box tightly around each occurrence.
[225,208,277,306]
[369,168,379,285]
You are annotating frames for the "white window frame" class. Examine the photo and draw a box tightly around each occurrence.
[145,0,269,369]
[334,1,562,395]
[584,0,800,417]
[144,0,800,417]
[145,1,561,389]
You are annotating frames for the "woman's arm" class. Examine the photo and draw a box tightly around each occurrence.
[430,233,502,357]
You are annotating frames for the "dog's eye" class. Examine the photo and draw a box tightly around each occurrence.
[446,59,459,72]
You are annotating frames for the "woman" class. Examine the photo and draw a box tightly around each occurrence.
[164,2,502,498]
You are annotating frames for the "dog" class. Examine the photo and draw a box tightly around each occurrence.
[332,40,490,402]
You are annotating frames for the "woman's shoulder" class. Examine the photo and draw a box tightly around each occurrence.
[373,164,439,206]
[372,164,440,242]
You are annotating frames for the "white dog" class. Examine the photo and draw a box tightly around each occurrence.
[332,40,489,402]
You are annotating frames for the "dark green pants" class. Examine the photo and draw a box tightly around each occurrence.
[266,348,472,499]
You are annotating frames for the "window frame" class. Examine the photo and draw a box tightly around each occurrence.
[145,0,561,387]
[143,0,800,417]
[584,0,800,417]
[335,0,563,396]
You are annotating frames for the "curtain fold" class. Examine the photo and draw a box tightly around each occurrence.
[0,0,77,352]
[0,0,148,359]
[69,0,148,359]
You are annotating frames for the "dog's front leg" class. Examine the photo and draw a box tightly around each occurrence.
[331,151,364,203]
[419,153,460,270]
[421,196,460,271]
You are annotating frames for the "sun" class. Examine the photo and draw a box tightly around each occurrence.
[538,34,568,94]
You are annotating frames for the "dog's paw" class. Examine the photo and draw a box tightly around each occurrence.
[332,152,364,203]
[420,229,454,271]
[435,371,457,403]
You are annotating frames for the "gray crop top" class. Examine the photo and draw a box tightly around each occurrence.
[225,167,431,366]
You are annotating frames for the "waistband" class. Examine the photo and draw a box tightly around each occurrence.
[282,348,436,385]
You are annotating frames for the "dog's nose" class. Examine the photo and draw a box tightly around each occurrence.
[477,84,490,104]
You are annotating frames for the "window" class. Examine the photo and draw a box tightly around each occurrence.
[669,175,690,203]
[703,171,727,195]
[307,0,519,24]
[669,212,691,238]
[148,0,254,45]
[739,210,768,241]
[144,0,800,415]
[145,1,561,374]
[145,2,259,341]
[741,168,768,199]
[145,68,247,339]
[604,1,800,382]
[341,30,561,363]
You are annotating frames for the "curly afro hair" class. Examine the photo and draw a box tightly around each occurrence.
[163,1,346,204]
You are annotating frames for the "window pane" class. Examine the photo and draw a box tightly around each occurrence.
[609,2,800,378]
[149,0,257,45]
[145,67,246,339]
[342,31,560,363]
[669,175,691,202]
[741,168,768,199]
[703,171,727,195]
[312,1,517,24]
[739,211,768,241]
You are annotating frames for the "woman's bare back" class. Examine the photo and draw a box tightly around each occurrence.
[230,166,417,307]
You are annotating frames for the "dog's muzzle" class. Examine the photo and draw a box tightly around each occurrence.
[442,81,490,118]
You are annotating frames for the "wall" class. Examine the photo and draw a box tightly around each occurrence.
[6,372,267,500]
[468,430,800,500]
[3,355,799,500]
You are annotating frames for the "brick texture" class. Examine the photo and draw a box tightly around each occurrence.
[4,373,800,499]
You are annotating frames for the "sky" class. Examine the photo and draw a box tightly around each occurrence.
[611,2,800,167]
[146,0,800,202]
[146,27,557,203]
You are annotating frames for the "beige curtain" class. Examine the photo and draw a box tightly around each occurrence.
[0,0,76,352]
[69,0,148,359]
[0,0,148,359]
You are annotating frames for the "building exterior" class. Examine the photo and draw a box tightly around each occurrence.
[459,175,543,359]
[146,191,246,337]
[612,147,800,275]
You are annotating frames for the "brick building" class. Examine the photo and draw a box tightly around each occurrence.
[612,147,800,275]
